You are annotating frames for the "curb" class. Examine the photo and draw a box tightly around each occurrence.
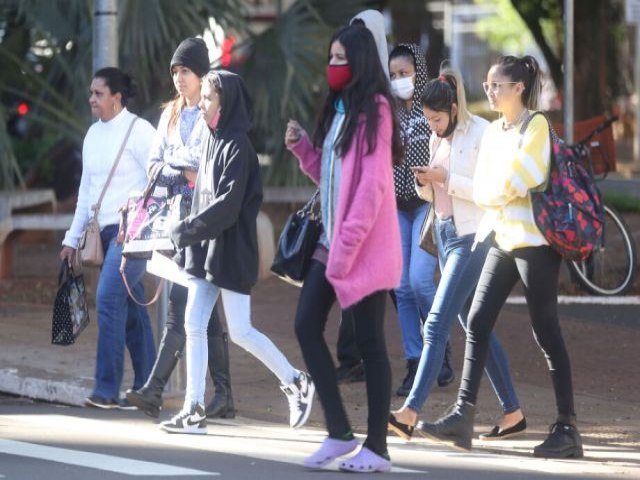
[0,368,90,407]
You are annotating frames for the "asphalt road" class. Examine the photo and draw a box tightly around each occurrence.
[0,396,636,480]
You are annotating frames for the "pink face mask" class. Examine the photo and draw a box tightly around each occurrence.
[208,109,221,129]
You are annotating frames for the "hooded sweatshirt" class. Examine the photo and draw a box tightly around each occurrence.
[350,9,389,78]
[170,70,262,294]
[392,43,431,208]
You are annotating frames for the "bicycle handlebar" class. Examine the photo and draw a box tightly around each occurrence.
[576,115,618,145]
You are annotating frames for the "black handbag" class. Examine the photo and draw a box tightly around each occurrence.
[270,190,321,287]
[52,261,90,346]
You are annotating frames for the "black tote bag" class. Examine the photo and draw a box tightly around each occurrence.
[52,261,90,346]
[270,190,321,287]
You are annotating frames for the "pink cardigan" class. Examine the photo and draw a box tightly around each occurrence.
[289,96,402,308]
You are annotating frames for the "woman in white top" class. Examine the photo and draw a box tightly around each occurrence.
[125,38,235,420]
[59,67,157,409]
[388,67,524,444]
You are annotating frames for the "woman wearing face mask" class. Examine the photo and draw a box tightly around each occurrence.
[126,38,234,421]
[388,44,451,398]
[388,67,525,444]
[161,70,314,435]
[285,25,403,472]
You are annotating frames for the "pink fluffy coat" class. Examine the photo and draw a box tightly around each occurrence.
[289,97,402,308]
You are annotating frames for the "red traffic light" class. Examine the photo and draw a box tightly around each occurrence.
[17,102,29,116]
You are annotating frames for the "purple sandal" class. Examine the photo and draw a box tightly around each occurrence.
[303,437,359,469]
[339,446,392,473]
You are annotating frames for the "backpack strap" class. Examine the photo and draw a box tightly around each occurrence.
[518,111,555,193]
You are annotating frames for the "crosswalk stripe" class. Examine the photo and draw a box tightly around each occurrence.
[0,439,218,477]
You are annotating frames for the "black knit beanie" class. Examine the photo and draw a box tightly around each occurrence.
[170,37,209,77]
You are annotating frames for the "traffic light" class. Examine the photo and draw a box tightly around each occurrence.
[7,101,30,139]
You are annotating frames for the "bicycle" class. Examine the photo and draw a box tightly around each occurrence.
[561,116,637,295]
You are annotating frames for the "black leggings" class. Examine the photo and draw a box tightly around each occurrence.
[166,283,223,337]
[459,245,576,422]
[294,261,391,456]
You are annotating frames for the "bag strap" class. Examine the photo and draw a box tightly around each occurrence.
[518,111,556,193]
[93,117,139,215]
[119,256,165,306]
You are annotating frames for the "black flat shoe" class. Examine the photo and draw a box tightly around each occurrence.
[479,417,527,440]
[388,413,414,440]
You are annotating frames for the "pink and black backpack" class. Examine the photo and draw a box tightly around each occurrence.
[520,112,604,261]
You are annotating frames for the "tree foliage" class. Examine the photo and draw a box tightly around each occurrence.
[0,0,373,190]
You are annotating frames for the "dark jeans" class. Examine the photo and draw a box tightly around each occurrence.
[336,291,396,369]
[295,261,391,456]
[459,244,576,421]
[337,310,360,368]
[166,282,223,338]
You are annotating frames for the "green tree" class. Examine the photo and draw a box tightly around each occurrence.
[0,0,373,190]
[476,0,628,121]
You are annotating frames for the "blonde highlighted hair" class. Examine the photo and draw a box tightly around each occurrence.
[420,64,471,128]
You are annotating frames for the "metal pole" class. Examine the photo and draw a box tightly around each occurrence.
[93,0,118,73]
[563,0,574,143]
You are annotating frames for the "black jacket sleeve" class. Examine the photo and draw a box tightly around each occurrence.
[171,140,248,248]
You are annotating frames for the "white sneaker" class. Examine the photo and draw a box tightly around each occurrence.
[281,370,315,429]
[161,403,207,435]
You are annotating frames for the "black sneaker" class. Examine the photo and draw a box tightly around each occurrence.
[117,398,139,411]
[336,362,365,384]
[84,395,118,409]
[281,370,315,428]
[533,422,584,458]
[396,359,418,397]
[161,403,207,435]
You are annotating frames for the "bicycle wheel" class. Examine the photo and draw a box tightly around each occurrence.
[568,204,637,295]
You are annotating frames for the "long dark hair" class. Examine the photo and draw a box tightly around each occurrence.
[313,25,403,165]
[94,67,137,107]
[494,55,542,110]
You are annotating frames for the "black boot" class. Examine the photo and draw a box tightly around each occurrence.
[205,332,235,419]
[126,329,184,418]
[534,417,583,458]
[437,341,455,387]
[416,400,476,450]
[396,359,419,397]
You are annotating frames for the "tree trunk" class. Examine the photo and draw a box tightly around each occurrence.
[388,0,445,78]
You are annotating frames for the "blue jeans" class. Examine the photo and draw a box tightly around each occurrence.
[394,203,437,360]
[405,217,520,414]
[93,225,156,400]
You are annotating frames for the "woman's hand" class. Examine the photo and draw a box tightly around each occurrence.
[285,120,304,148]
[411,165,448,185]
[59,246,76,266]
[183,169,197,184]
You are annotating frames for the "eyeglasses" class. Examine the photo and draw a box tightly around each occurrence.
[482,81,518,94]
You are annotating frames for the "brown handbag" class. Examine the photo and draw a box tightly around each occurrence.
[419,200,438,257]
[76,117,138,268]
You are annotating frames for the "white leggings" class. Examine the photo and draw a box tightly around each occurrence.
[183,277,296,407]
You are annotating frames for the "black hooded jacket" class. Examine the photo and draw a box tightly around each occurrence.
[171,70,262,294]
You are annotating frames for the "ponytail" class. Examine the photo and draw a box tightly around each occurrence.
[494,55,541,110]
[420,64,471,128]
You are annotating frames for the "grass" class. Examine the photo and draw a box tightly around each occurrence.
[602,192,640,214]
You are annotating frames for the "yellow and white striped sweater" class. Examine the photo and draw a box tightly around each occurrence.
[473,112,551,251]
